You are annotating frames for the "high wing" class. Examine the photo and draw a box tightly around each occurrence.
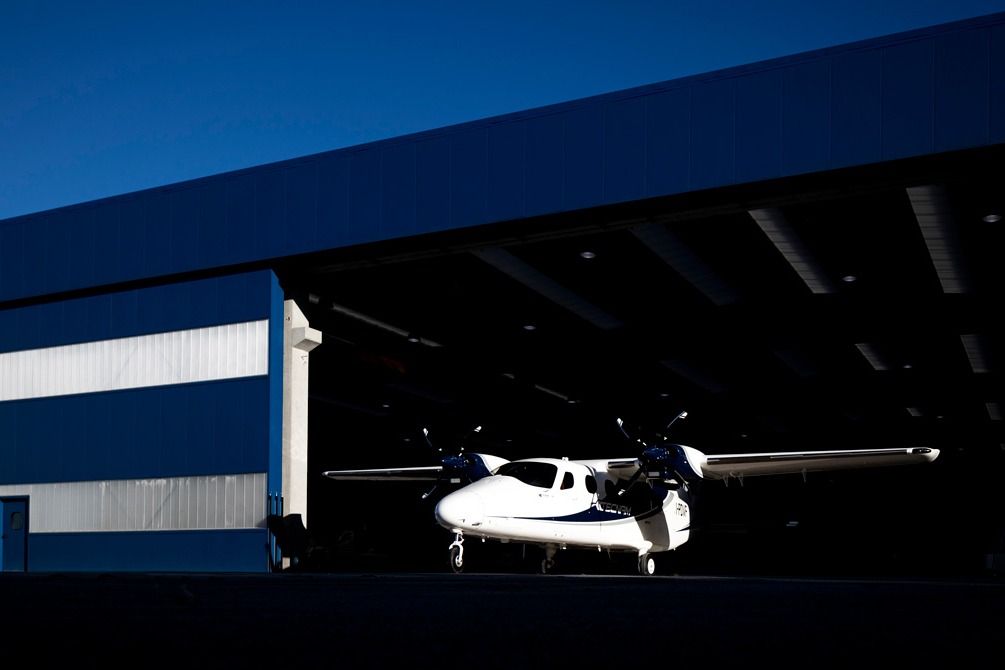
[322,466,444,482]
[685,446,939,480]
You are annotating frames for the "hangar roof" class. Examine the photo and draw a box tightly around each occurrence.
[3,12,1005,305]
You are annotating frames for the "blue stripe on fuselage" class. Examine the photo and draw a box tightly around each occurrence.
[509,493,672,523]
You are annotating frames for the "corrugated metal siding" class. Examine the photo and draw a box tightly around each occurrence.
[0,320,267,402]
[1,14,1003,304]
[0,473,266,533]
[0,272,277,487]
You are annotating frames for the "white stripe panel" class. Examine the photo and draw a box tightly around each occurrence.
[0,320,268,402]
[0,473,267,533]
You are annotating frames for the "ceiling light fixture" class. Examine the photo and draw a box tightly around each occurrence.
[579,251,596,259]
[330,302,443,347]
[522,324,537,331]
[842,275,857,283]
[533,384,569,401]
[982,213,1001,223]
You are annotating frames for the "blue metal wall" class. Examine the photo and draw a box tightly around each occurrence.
[2,14,1004,305]
[0,271,274,353]
[29,530,268,572]
[0,270,284,571]
[0,379,269,485]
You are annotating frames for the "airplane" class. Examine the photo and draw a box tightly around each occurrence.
[323,412,940,575]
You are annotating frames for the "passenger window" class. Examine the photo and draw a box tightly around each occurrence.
[561,472,574,490]
[585,475,597,494]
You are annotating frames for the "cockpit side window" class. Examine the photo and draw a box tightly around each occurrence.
[560,472,574,490]
[585,475,597,494]
[496,462,559,488]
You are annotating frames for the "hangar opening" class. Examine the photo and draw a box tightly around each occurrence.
[283,146,1004,574]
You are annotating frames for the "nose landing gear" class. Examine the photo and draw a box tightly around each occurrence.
[448,533,465,573]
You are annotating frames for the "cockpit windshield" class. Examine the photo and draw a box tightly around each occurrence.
[495,462,558,489]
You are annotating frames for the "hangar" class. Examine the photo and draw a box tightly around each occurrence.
[1,13,1003,572]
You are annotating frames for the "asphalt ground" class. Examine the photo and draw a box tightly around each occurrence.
[0,572,1001,668]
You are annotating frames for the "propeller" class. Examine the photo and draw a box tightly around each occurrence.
[614,411,693,496]
[420,425,484,500]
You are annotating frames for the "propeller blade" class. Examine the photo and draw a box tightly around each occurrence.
[616,465,645,496]
[616,417,632,441]
[458,425,482,455]
[422,427,437,452]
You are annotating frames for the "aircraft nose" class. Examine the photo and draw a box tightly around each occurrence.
[434,491,484,530]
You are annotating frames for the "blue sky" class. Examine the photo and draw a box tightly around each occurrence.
[3,0,1005,220]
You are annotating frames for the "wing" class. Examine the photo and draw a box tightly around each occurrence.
[322,466,444,482]
[690,446,939,480]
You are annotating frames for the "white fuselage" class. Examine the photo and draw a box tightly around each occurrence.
[433,458,691,555]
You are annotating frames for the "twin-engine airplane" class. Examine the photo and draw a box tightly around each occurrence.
[323,413,939,575]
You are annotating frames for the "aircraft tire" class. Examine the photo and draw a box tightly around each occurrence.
[638,553,656,576]
[449,545,464,573]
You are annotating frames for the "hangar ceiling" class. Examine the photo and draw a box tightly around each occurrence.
[283,146,1004,473]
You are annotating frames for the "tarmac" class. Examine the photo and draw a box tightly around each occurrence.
[1,571,1001,667]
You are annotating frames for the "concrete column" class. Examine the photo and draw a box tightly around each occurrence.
[282,300,322,528]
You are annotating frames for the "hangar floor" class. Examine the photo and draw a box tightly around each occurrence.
[1,572,1001,666]
[277,145,1005,575]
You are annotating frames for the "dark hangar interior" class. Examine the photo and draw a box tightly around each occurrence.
[287,146,1005,574]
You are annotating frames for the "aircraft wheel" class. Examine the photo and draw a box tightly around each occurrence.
[540,558,555,575]
[638,553,655,576]
[449,545,464,573]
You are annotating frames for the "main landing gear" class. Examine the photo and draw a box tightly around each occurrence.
[637,552,656,576]
[540,545,558,574]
